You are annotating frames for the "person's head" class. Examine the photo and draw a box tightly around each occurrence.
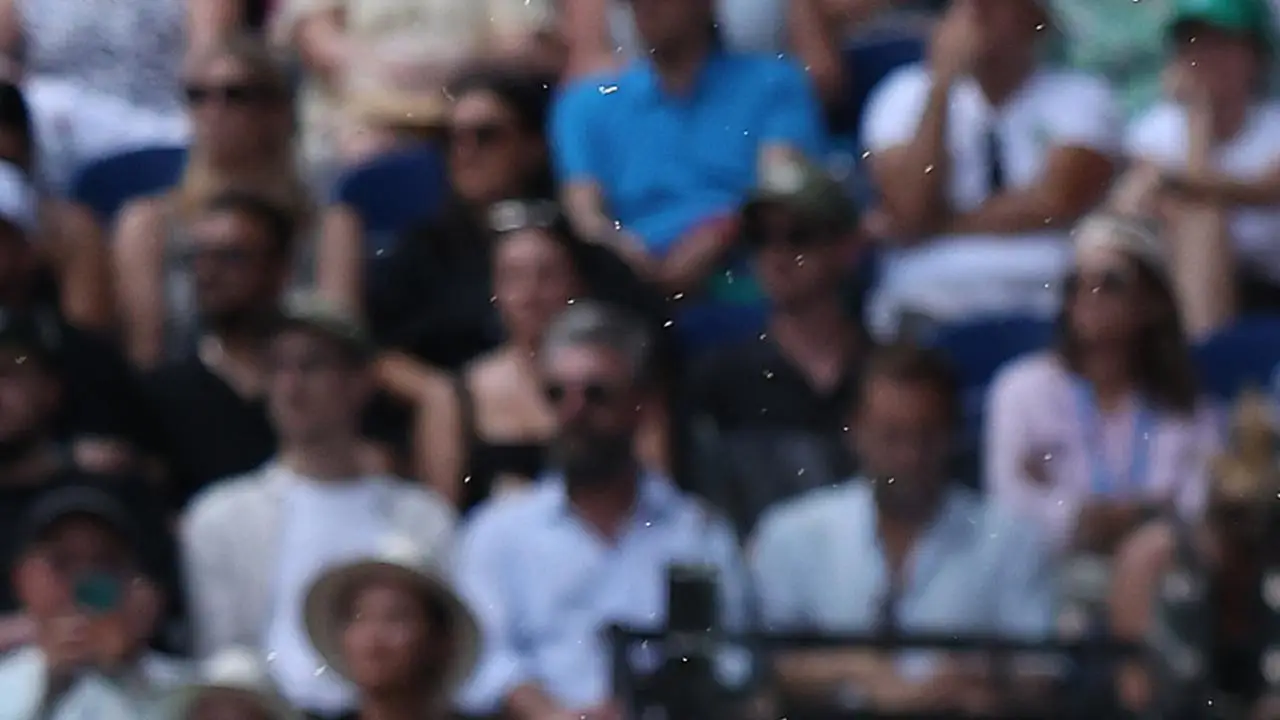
[0,310,62,460]
[266,294,374,447]
[12,487,152,626]
[743,156,860,311]
[183,34,293,170]
[540,302,652,484]
[186,690,278,720]
[949,0,1049,68]
[489,201,585,344]
[628,0,717,57]
[174,648,296,720]
[1058,212,1198,414]
[0,160,37,302]
[0,83,34,174]
[446,67,552,207]
[1167,0,1271,104]
[190,192,296,334]
[304,545,480,704]
[854,343,959,522]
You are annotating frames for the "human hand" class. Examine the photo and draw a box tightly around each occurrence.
[929,1,981,83]
[1162,61,1213,108]
[1074,501,1147,554]
[90,577,160,673]
[40,613,95,680]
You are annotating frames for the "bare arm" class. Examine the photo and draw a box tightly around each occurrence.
[111,198,171,370]
[944,147,1116,235]
[561,182,656,275]
[867,78,956,238]
[411,365,465,504]
[47,201,114,332]
[1108,522,1175,714]
[188,0,243,53]
[635,387,670,474]
[292,6,347,87]
[315,204,365,315]
[787,0,845,103]
[654,215,738,294]
[559,0,616,79]
[0,0,22,80]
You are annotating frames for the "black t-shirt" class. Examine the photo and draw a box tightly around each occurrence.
[139,356,412,511]
[54,323,148,445]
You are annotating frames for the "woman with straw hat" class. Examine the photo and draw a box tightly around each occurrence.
[166,646,299,720]
[301,535,480,720]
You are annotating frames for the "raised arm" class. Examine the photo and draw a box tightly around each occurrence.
[111,198,172,370]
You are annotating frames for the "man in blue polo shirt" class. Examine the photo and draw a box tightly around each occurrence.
[550,0,827,348]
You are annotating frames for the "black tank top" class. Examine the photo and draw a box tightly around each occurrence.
[456,377,548,513]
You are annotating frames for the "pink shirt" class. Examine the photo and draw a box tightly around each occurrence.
[983,352,1222,552]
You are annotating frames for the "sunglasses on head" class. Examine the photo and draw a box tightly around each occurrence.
[183,83,275,107]
[1063,268,1132,296]
[543,381,620,408]
[488,200,562,235]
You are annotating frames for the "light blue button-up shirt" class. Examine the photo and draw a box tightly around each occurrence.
[453,474,751,715]
[749,480,1056,680]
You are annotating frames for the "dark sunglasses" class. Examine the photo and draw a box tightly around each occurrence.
[1063,268,1132,297]
[184,83,276,107]
[745,225,831,250]
[447,121,510,149]
[543,381,620,408]
[181,245,263,267]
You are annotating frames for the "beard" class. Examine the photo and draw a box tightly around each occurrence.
[552,424,634,486]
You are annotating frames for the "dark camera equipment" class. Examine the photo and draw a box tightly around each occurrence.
[637,564,726,720]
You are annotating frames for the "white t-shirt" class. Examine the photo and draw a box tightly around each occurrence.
[264,470,390,713]
[1125,99,1280,283]
[862,64,1122,338]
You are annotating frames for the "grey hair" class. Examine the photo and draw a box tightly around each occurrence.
[540,300,653,384]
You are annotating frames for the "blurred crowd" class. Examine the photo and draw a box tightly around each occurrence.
[2,0,1280,718]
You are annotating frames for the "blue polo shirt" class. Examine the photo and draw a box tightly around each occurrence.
[550,51,827,256]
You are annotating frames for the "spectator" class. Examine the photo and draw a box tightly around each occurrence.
[113,33,308,370]
[985,212,1218,555]
[1121,0,1280,336]
[750,343,1055,715]
[0,82,112,332]
[321,66,553,337]
[561,0,845,102]
[690,155,866,535]
[551,0,825,339]
[274,0,557,171]
[190,0,281,51]
[862,0,1119,338]
[423,201,668,509]
[180,292,455,717]
[1109,390,1280,717]
[0,0,188,190]
[0,485,186,718]
[166,647,296,720]
[0,177,146,475]
[454,301,750,717]
[301,536,480,720]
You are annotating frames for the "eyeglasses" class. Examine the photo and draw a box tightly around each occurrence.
[543,381,621,409]
[1063,268,1132,297]
[183,83,276,107]
[447,121,510,150]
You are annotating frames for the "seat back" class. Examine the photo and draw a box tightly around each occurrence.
[1193,316,1280,400]
[331,145,447,258]
[69,146,188,222]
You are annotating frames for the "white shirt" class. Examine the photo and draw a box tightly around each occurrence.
[862,64,1122,338]
[264,470,389,713]
[0,647,188,720]
[1126,99,1280,283]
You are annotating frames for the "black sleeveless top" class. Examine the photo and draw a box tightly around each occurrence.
[456,376,549,513]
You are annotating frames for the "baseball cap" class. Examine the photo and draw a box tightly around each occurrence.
[741,155,858,238]
[0,308,63,366]
[1167,0,1275,49]
[19,484,140,552]
[0,159,36,237]
[275,291,375,361]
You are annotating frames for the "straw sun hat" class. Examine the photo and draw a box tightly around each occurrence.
[303,534,481,701]
[165,647,299,720]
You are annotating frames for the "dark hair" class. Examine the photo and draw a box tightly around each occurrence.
[201,190,297,258]
[1056,258,1199,415]
[0,82,34,174]
[858,342,961,426]
[446,64,555,200]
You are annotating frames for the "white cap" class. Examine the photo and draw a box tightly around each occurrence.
[0,160,36,237]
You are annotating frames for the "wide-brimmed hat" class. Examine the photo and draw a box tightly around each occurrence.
[275,290,375,362]
[303,534,480,703]
[1166,0,1276,51]
[165,647,298,720]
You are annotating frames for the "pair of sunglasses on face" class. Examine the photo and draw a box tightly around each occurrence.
[543,381,624,409]
[447,121,511,150]
[744,226,836,250]
[183,83,277,107]
[1062,267,1134,297]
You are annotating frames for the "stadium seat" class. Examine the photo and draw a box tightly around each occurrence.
[330,145,447,260]
[843,34,926,151]
[69,145,187,222]
[1194,316,1280,400]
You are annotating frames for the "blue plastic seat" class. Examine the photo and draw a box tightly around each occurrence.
[69,146,187,222]
[843,34,926,152]
[330,145,447,260]
[1194,316,1280,400]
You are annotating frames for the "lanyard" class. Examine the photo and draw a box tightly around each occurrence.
[1072,379,1155,497]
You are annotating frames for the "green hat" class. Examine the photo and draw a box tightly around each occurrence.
[275,291,375,361]
[1167,0,1275,49]
[741,155,857,236]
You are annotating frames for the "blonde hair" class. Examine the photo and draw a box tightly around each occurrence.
[175,33,310,225]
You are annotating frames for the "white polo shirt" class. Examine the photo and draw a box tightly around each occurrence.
[1125,99,1280,283]
[862,63,1122,339]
